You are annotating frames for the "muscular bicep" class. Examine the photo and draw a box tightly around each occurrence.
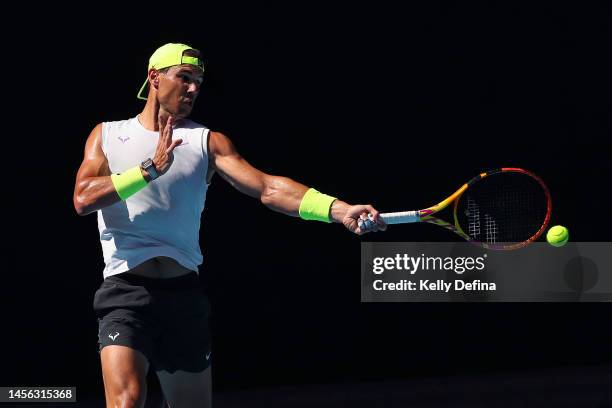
[209,131,267,198]
[73,124,110,196]
[73,124,126,215]
[77,124,110,176]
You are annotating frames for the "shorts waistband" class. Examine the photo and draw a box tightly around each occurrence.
[106,271,200,290]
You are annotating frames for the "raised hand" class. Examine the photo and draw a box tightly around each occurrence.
[152,115,183,176]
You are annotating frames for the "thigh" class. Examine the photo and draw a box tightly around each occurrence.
[156,366,212,408]
[101,345,150,408]
[94,276,160,407]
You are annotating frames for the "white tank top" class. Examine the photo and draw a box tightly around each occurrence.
[97,116,210,278]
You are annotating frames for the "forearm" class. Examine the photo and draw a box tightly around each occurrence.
[74,169,150,215]
[260,175,309,216]
[74,176,121,215]
[260,175,350,223]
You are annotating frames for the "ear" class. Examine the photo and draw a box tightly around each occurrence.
[148,69,160,90]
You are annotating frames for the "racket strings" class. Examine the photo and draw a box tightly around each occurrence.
[456,172,550,244]
[467,197,481,238]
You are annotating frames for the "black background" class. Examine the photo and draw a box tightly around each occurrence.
[2,1,611,403]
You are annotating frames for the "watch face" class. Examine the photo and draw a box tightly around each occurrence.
[142,159,158,180]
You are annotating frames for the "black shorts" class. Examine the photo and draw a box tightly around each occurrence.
[93,271,211,373]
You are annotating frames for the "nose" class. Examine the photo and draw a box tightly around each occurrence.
[188,81,200,94]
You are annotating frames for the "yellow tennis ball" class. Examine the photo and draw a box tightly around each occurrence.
[547,225,569,247]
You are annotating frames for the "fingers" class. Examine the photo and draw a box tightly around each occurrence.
[163,116,174,147]
[363,205,387,231]
[157,115,174,143]
[166,138,183,154]
[356,213,372,235]
[349,204,387,235]
[357,213,378,234]
[152,115,179,176]
[158,114,170,133]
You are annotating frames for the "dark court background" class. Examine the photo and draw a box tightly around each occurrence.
[2,1,612,405]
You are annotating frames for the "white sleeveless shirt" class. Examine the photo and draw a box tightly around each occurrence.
[97,116,210,278]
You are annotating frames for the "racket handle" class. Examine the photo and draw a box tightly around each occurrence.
[357,211,420,232]
[380,211,420,224]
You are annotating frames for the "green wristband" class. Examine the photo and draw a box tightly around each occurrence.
[299,188,337,223]
[111,166,148,200]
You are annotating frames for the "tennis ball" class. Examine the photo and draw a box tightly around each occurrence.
[547,225,569,247]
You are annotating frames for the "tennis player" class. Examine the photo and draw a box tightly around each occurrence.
[73,43,386,408]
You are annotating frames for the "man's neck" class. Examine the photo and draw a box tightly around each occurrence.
[138,99,174,132]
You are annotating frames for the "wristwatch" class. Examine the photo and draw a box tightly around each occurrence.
[140,158,160,181]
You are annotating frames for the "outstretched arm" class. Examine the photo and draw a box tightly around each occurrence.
[209,131,385,234]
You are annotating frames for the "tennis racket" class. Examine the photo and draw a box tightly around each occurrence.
[359,168,552,250]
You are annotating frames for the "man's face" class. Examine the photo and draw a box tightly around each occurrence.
[156,64,204,118]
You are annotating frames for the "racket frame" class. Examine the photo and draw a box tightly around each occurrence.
[380,167,552,250]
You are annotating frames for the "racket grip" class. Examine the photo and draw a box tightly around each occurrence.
[358,211,420,232]
[380,211,420,224]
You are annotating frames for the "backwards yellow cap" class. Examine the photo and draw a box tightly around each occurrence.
[137,43,204,100]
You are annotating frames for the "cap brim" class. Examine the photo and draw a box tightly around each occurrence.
[137,77,149,100]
